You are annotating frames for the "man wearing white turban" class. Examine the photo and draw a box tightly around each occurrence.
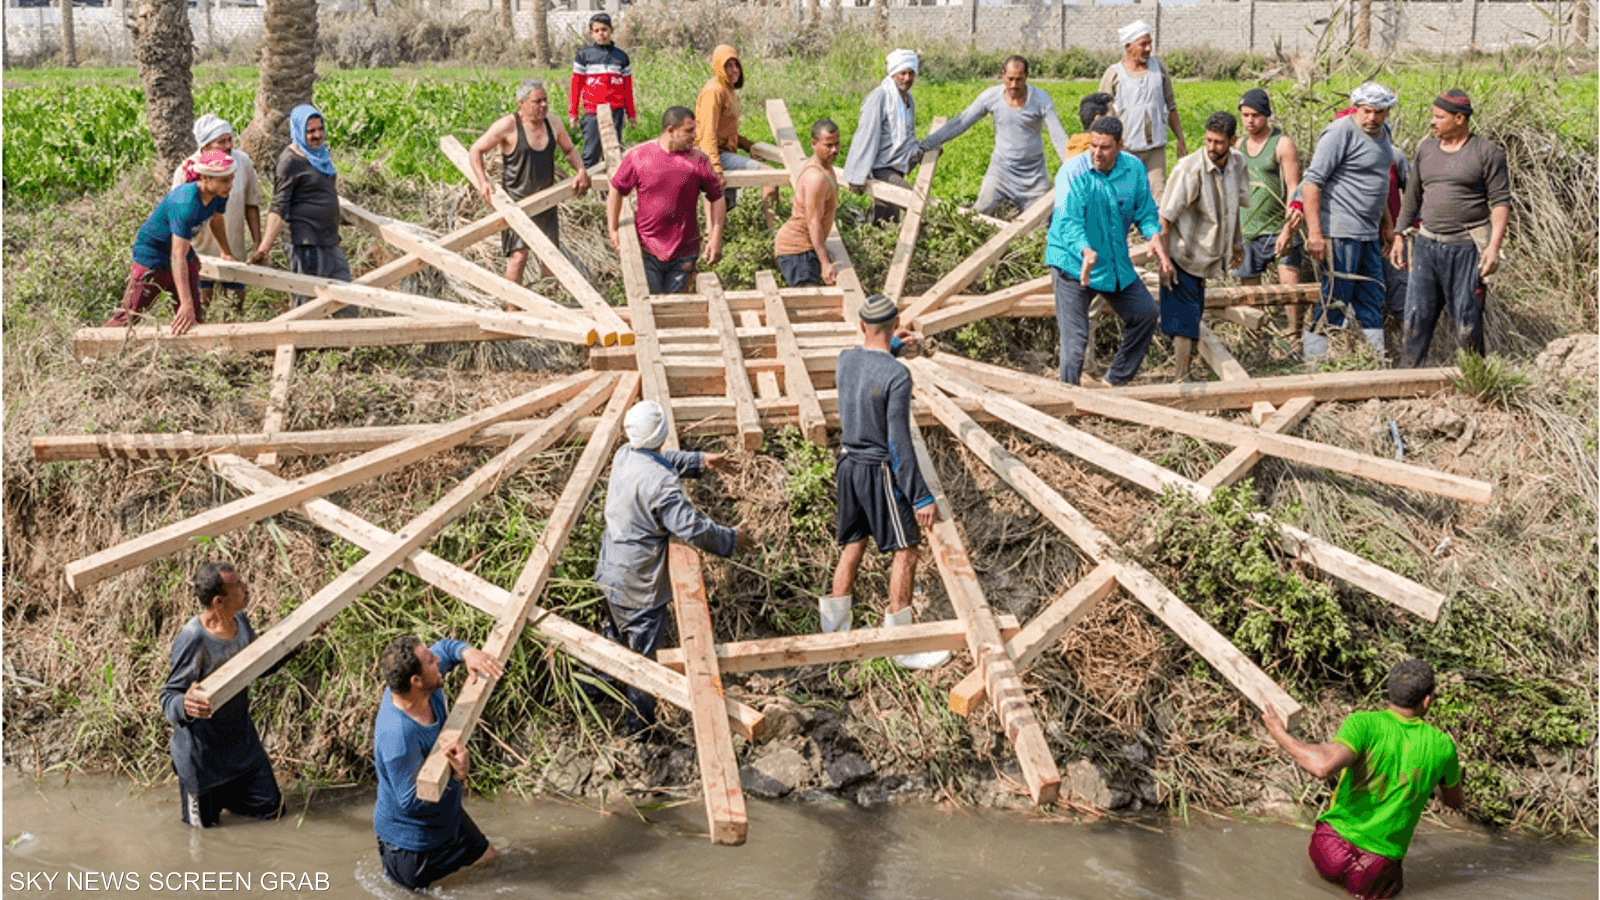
[1099,20,1185,200]
[843,49,924,222]
[170,114,261,313]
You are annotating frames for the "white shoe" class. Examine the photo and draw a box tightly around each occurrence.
[820,595,852,634]
[1361,327,1387,361]
[1302,330,1330,362]
[886,606,951,670]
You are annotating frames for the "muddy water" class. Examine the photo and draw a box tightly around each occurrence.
[3,769,1594,899]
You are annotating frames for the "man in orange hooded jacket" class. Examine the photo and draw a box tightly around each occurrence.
[695,44,779,227]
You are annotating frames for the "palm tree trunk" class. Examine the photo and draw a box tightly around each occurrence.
[131,0,194,177]
[59,0,77,67]
[1577,0,1591,48]
[1355,0,1372,49]
[532,0,549,68]
[239,0,319,182]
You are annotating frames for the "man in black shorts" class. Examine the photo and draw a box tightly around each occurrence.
[818,294,950,669]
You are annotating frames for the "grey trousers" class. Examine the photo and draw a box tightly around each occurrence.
[1052,265,1158,386]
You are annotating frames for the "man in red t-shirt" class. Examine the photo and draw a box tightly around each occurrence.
[606,106,726,295]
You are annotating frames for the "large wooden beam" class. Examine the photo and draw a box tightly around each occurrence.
[768,99,868,323]
[1199,396,1317,489]
[908,420,1061,805]
[318,283,592,345]
[902,192,1055,328]
[210,455,765,740]
[255,344,296,474]
[756,271,828,446]
[656,615,1022,673]
[930,355,1492,505]
[882,116,945,303]
[62,372,600,590]
[190,376,617,711]
[913,275,1052,337]
[702,273,764,453]
[914,383,1306,729]
[417,372,641,801]
[72,317,517,359]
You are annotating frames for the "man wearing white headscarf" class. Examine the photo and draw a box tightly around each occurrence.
[843,49,924,222]
[1099,20,1185,201]
[593,400,749,736]
[170,114,261,313]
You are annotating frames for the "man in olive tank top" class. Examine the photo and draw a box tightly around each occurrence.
[1232,89,1305,333]
[470,79,592,289]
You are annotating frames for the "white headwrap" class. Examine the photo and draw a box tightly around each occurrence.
[624,400,670,450]
[885,48,919,77]
[193,113,233,151]
[1118,19,1152,46]
[1350,81,1398,110]
[880,50,919,154]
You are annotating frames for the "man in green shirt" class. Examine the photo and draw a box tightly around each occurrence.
[1264,658,1464,899]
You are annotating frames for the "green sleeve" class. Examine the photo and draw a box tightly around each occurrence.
[1440,740,1462,789]
[1331,711,1367,755]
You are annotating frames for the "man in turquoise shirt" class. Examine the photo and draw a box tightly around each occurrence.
[1046,116,1172,386]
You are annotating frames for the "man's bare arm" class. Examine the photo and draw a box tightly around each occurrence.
[1264,703,1357,780]
[468,114,516,205]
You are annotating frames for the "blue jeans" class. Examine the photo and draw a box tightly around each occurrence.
[1313,237,1385,330]
[580,108,627,170]
[1052,265,1158,386]
[643,251,698,295]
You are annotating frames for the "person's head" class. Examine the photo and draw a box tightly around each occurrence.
[193,561,247,613]
[193,113,234,155]
[1119,20,1153,62]
[1238,88,1272,137]
[188,149,237,197]
[1001,56,1029,97]
[380,634,440,696]
[810,117,842,166]
[1385,658,1437,712]
[1430,89,1473,141]
[858,293,900,336]
[713,45,743,90]
[1077,92,1114,131]
[624,400,670,450]
[886,49,919,94]
[1203,111,1237,166]
[290,104,326,151]
[1088,116,1123,173]
[517,78,548,118]
[589,13,613,45]
[660,106,697,151]
[1348,82,1397,136]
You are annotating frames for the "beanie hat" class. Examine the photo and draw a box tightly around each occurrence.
[1239,88,1272,117]
[859,294,899,325]
[624,400,670,450]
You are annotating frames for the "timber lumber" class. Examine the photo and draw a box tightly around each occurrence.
[1209,305,1267,330]
[913,382,1306,730]
[1195,322,1277,423]
[437,135,632,346]
[757,270,828,446]
[319,283,594,344]
[190,376,617,712]
[768,99,868,323]
[742,308,782,399]
[255,344,296,473]
[914,275,1052,337]
[417,372,641,801]
[656,615,1023,674]
[597,103,652,302]
[62,372,600,590]
[340,198,599,345]
[907,420,1061,805]
[1199,396,1317,490]
[201,258,344,296]
[882,116,946,303]
[702,272,764,452]
[914,361,1446,622]
[931,354,1493,505]
[1107,366,1460,412]
[903,192,1055,328]
[210,455,765,740]
[72,317,519,359]
[948,562,1121,716]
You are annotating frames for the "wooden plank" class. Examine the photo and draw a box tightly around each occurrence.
[318,283,592,345]
[767,99,868,323]
[914,275,1053,337]
[1195,322,1276,423]
[254,344,296,473]
[210,454,765,740]
[671,542,747,844]
[755,271,828,446]
[930,355,1493,505]
[189,376,618,711]
[902,192,1055,327]
[948,562,1120,716]
[915,361,1446,621]
[597,103,652,303]
[62,372,601,590]
[417,372,641,801]
[907,419,1061,805]
[201,258,344,296]
[702,273,764,453]
[73,317,518,359]
[1209,305,1267,329]
[657,615,1022,673]
[740,309,782,399]
[1199,396,1317,490]
[882,116,946,303]
[913,382,1306,730]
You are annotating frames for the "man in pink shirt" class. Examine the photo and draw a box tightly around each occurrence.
[606,106,726,294]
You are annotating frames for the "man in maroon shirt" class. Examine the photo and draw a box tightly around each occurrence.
[606,106,726,295]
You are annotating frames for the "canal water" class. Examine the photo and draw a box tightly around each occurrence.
[3,768,1594,898]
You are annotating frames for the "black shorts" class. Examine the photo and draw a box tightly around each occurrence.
[502,207,559,258]
[179,759,283,828]
[835,454,921,552]
[378,811,491,891]
[777,250,822,287]
[1233,232,1302,278]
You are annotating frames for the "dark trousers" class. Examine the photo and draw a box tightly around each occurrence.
[1158,262,1205,340]
[869,167,911,224]
[179,760,283,828]
[601,600,670,735]
[1052,265,1158,386]
[643,251,698,295]
[1400,236,1485,367]
[580,108,627,170]
[1313,238,1386,330]
[105,260,205,327]
[289,243,357,318]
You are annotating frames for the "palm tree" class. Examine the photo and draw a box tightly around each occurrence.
[1355,0,1372,50]
[131,0,194,177]
[532,0,550,68]
[59,0,77,67]
[239,0,319,181]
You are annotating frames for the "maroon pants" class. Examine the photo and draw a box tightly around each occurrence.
[105,261,205,328]
[1309,821,1404,899]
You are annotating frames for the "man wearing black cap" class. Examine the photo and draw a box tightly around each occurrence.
[1233,88,1304,332]
[1388,89,1510,367]
[819,295,949,670]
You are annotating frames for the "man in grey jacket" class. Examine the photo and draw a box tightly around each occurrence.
[593,400,747,736]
